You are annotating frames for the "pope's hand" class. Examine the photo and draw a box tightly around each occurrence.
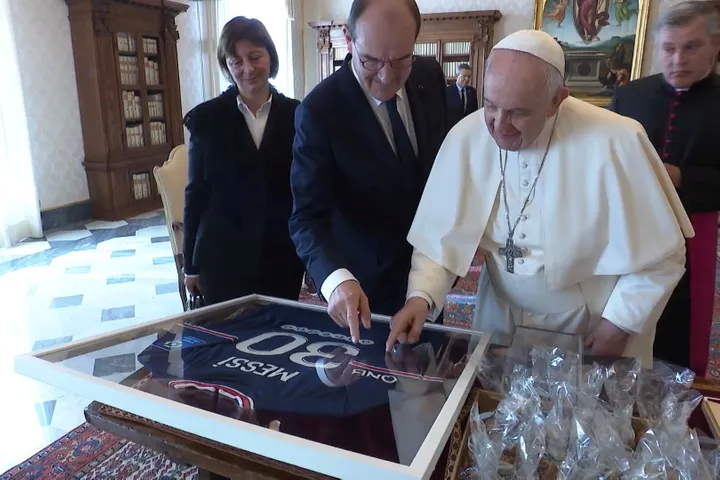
[585,318,630,357]
[386,297,429,351]
[327,280,371,343]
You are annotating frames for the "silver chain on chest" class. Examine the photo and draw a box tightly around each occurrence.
[498,112,559,273]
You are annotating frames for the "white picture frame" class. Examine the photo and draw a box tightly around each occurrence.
[15,295,489,480]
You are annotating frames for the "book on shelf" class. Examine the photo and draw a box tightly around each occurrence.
[414,42,438,58]
[443,61,463,78]
[144,58,160,85]
[122,91,142,121]
[147,93,164,119]
[143,37,158,55]
[116,32,136,53]
[443,41,471,56]
[149,121,166,145]
[119,56,139,85]
[126,124,144,148]
[131,172,152,200]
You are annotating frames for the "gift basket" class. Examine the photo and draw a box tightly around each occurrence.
[447,327,719,480]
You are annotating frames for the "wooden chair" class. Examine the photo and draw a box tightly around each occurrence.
[153,144,189,310]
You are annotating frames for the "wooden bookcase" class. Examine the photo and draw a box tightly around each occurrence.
[66,0,188,220]
[309,10,501,105]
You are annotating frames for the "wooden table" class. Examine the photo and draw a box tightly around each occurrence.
[85,397,471,480]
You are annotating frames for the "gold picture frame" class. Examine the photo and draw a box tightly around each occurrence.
[534,0,650,107]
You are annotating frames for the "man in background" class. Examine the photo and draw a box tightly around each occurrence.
[445,63,478,128]
[290,0,447,343]
[611,1,720,375]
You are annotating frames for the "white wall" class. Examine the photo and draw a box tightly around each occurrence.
[300,0,676,97]
[8,0,88,211]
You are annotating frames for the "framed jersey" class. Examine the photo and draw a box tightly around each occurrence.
[15,295,489,480]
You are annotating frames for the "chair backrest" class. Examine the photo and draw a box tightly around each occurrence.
[153,144,188,260]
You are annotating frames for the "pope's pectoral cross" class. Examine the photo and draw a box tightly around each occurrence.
[499,237,523,273]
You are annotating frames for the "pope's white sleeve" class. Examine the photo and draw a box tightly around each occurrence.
[407,249,457,321]
[602,247,686,334]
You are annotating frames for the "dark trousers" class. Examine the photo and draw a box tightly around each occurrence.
[653,270,690,368]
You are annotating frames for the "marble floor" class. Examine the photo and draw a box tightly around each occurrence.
[0,209,183,471]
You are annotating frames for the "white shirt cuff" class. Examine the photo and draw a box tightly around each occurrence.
[320,268,357,301]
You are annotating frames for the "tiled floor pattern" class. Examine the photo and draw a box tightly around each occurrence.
[0,209,182,471]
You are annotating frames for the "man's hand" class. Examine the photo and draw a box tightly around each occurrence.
[585,318,630,357]
[386,297,430,351]
[184,275,202,295]
[327,280,371,343]
[664,163,682,188]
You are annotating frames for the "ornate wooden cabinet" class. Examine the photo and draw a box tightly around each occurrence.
[309,10,501,104]
[66,0,188,219]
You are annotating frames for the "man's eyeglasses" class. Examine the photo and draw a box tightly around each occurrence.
[357,53,415,72]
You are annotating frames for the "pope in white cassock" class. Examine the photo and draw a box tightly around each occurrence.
[385,30,694,367]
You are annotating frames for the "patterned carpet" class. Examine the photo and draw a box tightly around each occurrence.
[0,423,196,480]
[704,236,720,378]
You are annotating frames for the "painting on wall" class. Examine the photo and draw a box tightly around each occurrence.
[534,0,650,106]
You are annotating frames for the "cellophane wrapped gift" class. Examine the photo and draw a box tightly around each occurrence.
[464,401,502,480]
[463,346,720,479]
[636,362,695,424]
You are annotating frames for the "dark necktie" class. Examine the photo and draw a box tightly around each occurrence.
[384,95,417,165]
[461,88,467,114]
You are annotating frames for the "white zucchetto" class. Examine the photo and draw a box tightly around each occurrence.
[492,29,565,74]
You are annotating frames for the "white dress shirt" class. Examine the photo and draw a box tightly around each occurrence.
[320,61,418,302]
[237,93,272,149]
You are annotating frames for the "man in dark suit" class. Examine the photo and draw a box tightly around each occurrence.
[445,63,478,128]
[290,0,448,343]
[610,2,720,374]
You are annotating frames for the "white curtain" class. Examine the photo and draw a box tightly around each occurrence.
[196,0,297,100]
[196,0,223,100]
[287,0,305,99]
[0,0,42,248]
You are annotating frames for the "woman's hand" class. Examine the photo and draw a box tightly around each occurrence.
[184,274,202,295]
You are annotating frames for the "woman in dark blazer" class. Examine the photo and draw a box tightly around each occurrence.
[183,16,304,305]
